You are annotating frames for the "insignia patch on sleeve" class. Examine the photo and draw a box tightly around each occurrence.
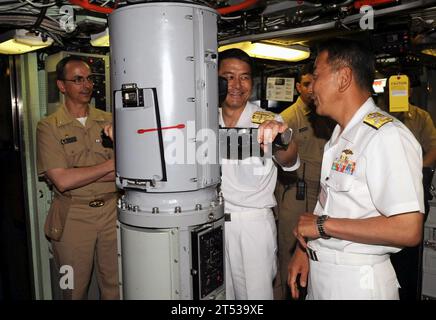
[251,111,276,124]
[363,112,393,129]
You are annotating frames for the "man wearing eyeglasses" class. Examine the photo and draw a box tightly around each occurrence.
[36,56,119,300]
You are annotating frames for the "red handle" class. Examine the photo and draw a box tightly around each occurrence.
[137,124,185,134]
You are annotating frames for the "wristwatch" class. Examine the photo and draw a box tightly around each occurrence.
[317,215,331,239]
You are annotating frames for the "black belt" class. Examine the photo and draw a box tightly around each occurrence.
[307,247,318,261]
[224,213,231,221]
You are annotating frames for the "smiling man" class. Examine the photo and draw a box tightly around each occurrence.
[287,38,424,300]
[218,48,299,300]
[36,56,119,300]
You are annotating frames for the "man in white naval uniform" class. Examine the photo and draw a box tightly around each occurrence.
[218,48,299,300]
[288,39,424,300]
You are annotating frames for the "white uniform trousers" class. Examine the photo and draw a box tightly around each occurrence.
[225,208,277,300]
[306,249,400,300]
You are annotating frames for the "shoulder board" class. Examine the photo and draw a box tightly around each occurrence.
[251,111,276,124]
[363,112,393,130]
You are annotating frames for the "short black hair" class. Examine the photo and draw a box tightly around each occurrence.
[317,38,375,92]
[218,48,253,73]
[297,62,314,83]
[56,56,90,80]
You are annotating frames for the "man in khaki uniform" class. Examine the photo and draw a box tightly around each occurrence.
[384,76,436,300]
[396,104,436,168]
[275,63,334,299]
[36,56,119,300]
[398,104,436,224]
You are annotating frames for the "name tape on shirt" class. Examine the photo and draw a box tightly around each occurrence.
[319,183,328,209]
[60,136,77,145]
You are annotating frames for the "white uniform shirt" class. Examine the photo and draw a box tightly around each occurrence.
[310,98,424,255]
[220,102,300,212]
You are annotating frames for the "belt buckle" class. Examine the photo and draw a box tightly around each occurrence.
[224,213,231,222]
[89,199,105,208]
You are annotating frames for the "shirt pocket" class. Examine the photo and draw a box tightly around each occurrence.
[296,128,310,147]
[62,141,86,168]
[325,170,354,192]
[94,138,112,160]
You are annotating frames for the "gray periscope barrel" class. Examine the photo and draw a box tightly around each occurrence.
[109,2,224,300]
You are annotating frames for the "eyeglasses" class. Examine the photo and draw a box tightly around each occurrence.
[61,75,96,85]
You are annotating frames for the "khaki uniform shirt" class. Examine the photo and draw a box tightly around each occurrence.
[37,105,116,198]
[401,104,436,154]
[280,96,326,185]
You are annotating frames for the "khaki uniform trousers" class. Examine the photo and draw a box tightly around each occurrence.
[274,180,319,299]
[52,194,119,300]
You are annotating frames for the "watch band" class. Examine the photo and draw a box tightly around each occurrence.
[317,215,331,239]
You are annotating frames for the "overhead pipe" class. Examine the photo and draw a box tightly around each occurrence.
[354,0,397,9]
[68,0,260,15]
[68,0,113,14]
[217,0,259,15]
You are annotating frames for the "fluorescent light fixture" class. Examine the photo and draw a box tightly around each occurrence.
[218,41,310,62]
[422,48,436,57]
[91,28,109,47]
[0,29,53,54]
